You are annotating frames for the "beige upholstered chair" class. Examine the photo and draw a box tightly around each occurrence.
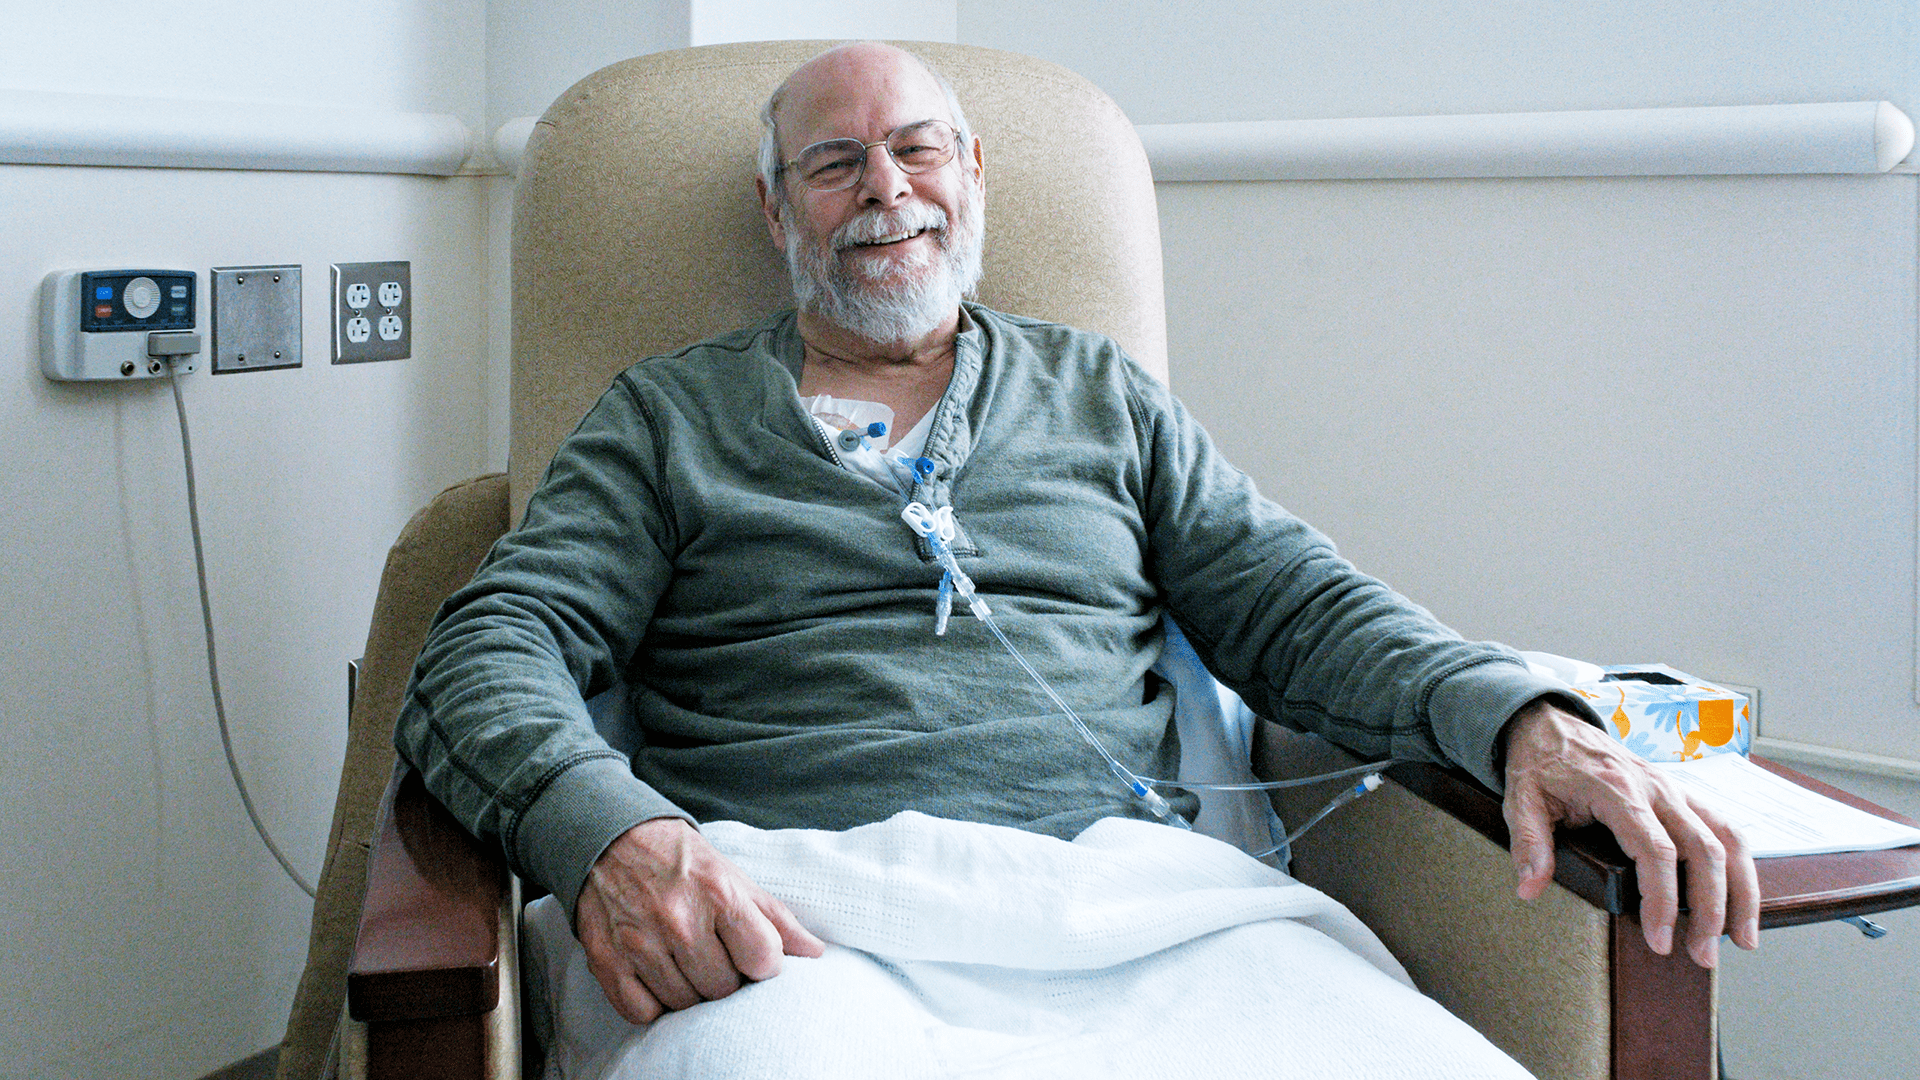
[276,40,1715,1080]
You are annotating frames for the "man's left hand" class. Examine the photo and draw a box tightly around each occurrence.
[1501,699,1761,967]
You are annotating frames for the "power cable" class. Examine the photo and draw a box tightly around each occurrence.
[166,360,317,898]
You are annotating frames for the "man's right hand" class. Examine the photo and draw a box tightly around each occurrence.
[575,816,826,1024]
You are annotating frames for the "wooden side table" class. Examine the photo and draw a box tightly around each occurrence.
[1388,754,1920,1080]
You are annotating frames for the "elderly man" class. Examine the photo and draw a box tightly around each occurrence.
[398,41,1758,1067]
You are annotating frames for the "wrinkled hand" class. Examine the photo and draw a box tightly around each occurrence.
[1502,700,1760,967]
[575,817,826,1023]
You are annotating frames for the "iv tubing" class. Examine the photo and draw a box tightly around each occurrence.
[1141,759,1398,792]
[1251,774,1384,860]
[901,501,1394,840]
[905,502,1189,827]
[973,608,1189,827]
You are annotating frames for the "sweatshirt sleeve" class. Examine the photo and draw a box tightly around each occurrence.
[1125,366,1600,793]
[394,373,695,915]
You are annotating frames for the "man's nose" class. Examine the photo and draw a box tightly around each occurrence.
[856,144,912,205]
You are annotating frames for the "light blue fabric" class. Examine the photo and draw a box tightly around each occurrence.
[1152,617,1288,862]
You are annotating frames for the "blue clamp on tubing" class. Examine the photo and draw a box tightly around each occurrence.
[934,572,955,635]
[914,456,936,478]
[867,422,888,438]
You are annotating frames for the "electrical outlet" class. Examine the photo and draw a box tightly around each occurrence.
[210,265,301,374]
[331,261,410,363]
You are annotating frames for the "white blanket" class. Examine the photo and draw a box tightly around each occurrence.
[526,812,1534,1080]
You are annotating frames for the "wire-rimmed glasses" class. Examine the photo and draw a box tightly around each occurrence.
[781,120,960,192]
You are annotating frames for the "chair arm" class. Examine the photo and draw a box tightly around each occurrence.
[349,767,504,1022]
[1253,722,1614,1080]
[345,768,519,1080]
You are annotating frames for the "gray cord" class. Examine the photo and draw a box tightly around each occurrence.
[166,361,318,898]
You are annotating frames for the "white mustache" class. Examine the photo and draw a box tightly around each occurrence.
[833,204,949,251]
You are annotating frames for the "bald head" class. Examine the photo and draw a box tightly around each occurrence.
[757,43,974,196]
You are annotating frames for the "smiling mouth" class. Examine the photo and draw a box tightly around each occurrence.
[848,227,931,249]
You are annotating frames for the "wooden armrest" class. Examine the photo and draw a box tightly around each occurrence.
[1377,758,1641,914]
[1377,752,1920,929]
[348,767,506,1023]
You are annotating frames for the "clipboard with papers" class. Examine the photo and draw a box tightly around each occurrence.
[1656,753,1920,858]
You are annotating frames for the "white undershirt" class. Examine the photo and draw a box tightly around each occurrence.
[803,392,935,493]
[886,405,936,460]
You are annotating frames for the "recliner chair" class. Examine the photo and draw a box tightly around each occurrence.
[276,40,1716,1080]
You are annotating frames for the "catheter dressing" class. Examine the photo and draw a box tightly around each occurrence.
[898,496,1392,849]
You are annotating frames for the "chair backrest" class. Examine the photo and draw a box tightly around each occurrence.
[511,40,1167,519]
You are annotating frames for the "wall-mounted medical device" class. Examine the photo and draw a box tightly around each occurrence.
[40,269,201,380]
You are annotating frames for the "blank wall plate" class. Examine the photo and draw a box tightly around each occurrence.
[332,260,411,363]
[211,265,302,374]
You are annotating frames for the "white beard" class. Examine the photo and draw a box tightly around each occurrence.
[784,184,984,346]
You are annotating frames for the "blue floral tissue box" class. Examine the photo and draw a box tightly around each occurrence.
[1524,654,1751,763]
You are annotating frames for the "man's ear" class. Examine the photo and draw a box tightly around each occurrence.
[756,175,787,251]
[967,135,985,188]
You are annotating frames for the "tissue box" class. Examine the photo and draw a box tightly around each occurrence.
[1564,665,1751,762]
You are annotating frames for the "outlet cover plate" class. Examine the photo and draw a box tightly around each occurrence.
[211,265,302,374]
[332,260,411,363]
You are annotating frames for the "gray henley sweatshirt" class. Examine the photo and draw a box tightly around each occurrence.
[396,304,1582,913]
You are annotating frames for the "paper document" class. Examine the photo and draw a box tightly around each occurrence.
[1655,755,1920,858]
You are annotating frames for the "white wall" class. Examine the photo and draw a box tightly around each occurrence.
[691,0,955,48]
[0,4,491,1079]
[960,3,1919,1078]
[1156,173,1918,760]
[485,0,954,134]
[960,1,1919,124]
[2,1,484,119]
[485,0,689,137]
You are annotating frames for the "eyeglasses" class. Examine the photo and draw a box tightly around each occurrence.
[781,120,960,192]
